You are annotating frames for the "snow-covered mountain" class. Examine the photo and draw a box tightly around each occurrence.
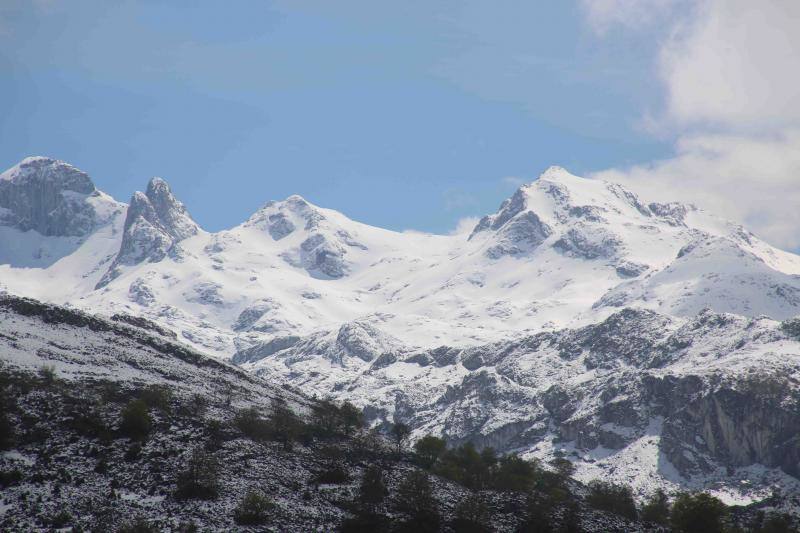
[2,156,800,500]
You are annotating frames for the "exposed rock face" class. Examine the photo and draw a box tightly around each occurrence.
[97,177,199,288]
[241,306,800,496]
[0,157,101,237]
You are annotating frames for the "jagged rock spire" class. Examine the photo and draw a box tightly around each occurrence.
[96,177,199,288]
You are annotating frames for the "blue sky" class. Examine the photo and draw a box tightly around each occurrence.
[2,1,797,244]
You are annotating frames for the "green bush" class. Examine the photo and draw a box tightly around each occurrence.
[140,384,173,413]
[233,490,275,526]
[390,422,411,453]
[670,492,728,533]
[38,364,57,387]
[49,510,72,528]
[119,399,152,441]
[395,470,440,532]
[0,468,23,488]
[586,480,637,521]
[640,489,670,525]
[451,493,491,533]
[315,466,350,485]
[309,399,364,439]
[268,398,302,449]
[434,443,491,490]
[0,408,14,450]
[175,448,220,500]
[493,454,539,492]
[234,407,271,441]
[413,435,446,469]
[358,465,388,510]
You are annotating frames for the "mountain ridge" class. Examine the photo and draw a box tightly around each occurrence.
[3,156,800,501]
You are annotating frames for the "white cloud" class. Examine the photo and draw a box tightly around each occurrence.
[593,130,800,250]
[582,0,800,250]
[449,216,481,236]
[660,0,800,129]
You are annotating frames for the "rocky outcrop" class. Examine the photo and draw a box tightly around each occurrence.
[96,177,199,288]
[0,157,110,237]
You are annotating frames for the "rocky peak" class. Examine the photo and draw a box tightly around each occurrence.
[143,177,199,240]
[95,177,199,289]
[0,157,101,237]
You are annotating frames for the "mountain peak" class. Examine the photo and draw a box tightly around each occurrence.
[95,177,199,289]
[0,157,102,237]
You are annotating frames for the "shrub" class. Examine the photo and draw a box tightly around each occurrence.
[140,384,173,413]
[124,442,142,462]
[391,422,411,453]
[549,457,575,480]
[358,465,388,510]
[310,399,363,439]
[670,492,728,533]
[233,490,275,526]
[586,480,637,521]
[268,398,302,449]
[753,512,796,533]
[340,512,390,532]
[0,408,14,450]
[175,448,220,500]
[49,510,72,528]
[493,454,538,492]
[118,517,158,533]
[234,407,271,441]
[65,408,110,440]
[119,399,152,441]
[395,470,440,532]
[205,418,225,451]
[413,435,446,469]
[0,468,22,488]
[519,492,554,533]
[451,493,491,533]
[38,364,57,386]
[640,489,670,525]
[434,443,491,490]
[315,466,350,485]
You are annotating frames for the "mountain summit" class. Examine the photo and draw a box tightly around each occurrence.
[96,177,200,288]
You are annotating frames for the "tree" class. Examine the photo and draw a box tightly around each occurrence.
[586,480,637,521]
[493,454,538,492]
[338,401,364,436]
[640,489,670,525]
[670,492,728,533]
[451,493,491,533]
[233,407,271,441]
[119,399,152,441]
[358,465,388,511]
[233,490,274,525]
[175,448,220,500]
[549,457,575,480]
[413,435,446,469]
[519,492,554,533]
[395,470,440,532]
[391,422,411,453]
[268,398,302,450]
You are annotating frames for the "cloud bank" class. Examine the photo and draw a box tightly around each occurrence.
[582,0,800,250]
